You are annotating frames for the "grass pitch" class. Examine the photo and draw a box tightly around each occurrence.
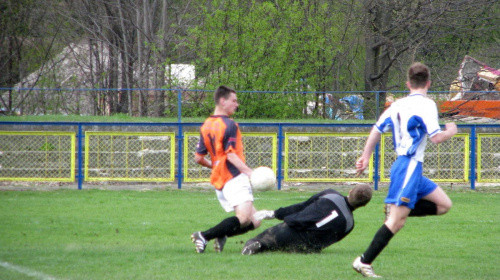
[0,187,498,280]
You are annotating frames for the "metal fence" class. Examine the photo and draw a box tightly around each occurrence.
[0,121,499,190]
[1,88,481,121]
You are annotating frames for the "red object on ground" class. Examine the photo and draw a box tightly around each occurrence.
[440,100,500,119]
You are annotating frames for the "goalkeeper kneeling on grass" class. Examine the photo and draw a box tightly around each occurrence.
[242,185,372,255]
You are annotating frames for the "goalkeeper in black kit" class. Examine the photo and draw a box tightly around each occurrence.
[242,184,373,255]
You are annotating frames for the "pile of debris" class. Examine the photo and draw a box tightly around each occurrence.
[442,56,500,120]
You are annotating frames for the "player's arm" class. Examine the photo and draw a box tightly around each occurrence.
[356,127,381,175]
[194,153,212,168]
[255,189,339,221]
[194,132,212,168]
[430,123,457,144]
[227,152,252,177]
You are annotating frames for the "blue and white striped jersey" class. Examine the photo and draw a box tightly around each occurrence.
[375,94,441,162]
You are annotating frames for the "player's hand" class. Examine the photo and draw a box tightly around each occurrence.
[445,122,458,135]
[254,210,275,221]
[355,157,368,177]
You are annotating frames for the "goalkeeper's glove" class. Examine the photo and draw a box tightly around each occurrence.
[254,210,275,221]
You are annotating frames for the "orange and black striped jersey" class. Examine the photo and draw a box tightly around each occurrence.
[195,115,245,190]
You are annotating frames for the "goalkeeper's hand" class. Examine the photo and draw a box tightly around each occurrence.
[254,210,275,221]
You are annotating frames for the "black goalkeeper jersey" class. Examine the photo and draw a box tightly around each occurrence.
[274,189,355,250]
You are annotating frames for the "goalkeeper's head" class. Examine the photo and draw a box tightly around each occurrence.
[347,184,373,209]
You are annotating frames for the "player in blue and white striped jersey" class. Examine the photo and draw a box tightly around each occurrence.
[352,62,458,278]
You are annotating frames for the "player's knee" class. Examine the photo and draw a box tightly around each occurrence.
[237,216,251,226]
[252,219,261,229]
[237,214,258,228]
[394,220,406,232]
[386,216,407,233]
[437,200,452,215]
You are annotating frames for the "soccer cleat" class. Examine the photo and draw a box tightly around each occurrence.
[214,236,227,253]
[352,256,382,278]
[241,240,261,255]
[191,232,207,253]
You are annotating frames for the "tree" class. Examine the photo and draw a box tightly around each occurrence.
[361,0,500,118]
[59,0,199,116]
[2,0,498,118]
[187,0,365,118]
[0,0,66,115]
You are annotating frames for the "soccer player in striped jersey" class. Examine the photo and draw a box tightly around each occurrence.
[352,62,458,277]
[191,86,261,253]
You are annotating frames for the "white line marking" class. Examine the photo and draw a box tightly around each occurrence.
[0,261,57,280]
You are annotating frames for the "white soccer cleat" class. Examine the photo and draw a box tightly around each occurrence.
[253,210,275,221]
[352,256,382,278]
[191,232,207,253]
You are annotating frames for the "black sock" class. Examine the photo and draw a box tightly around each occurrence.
[361,224,394,264]
[201,216,241,241]
[409,200,437,217]
[226,223,255,237]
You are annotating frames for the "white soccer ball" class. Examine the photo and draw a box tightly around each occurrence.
[250,166,276,191]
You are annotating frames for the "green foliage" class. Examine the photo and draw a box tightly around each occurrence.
[0,113,376,124]
[235,92,308,119]
[191,0,346,91]
[185,0,361,119]
[39,142,55,151]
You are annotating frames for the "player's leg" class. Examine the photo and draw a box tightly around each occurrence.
[202,205,258,239]
[419,186,452,215]
[385,204,411,233]
[199,175,260,244]
[354,156,416,277]
[382,156,417,233]
[191,175,256,253]
[242,223,281,255]
[242,223,306,255]
[410,177,452,217]
[234,200,261,228]
[191,189,232,253]
[192,215,242,253]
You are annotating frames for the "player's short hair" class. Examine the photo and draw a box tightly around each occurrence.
[214,85,236,105]
[348,184,373,208]
[407,62,430,89]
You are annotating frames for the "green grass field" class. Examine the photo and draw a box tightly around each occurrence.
[0,187,498,280]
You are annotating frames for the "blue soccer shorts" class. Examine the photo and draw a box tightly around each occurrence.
[385,156,437,209]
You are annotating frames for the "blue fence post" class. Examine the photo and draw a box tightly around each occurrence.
[277,124,284,190]
[177,89,182,123]
[373,143,380,191]
[470,125,476,190]
[177,89,183,189]
[177,125,183,189]
[77,123,83,190]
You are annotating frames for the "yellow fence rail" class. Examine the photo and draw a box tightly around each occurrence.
[183,132,277,182]
[1,127,498,188]
[380,133,470,182]
[477,134,500,182]
[0,131,76,181]
[284,133,373,182]
[84,132,175,182]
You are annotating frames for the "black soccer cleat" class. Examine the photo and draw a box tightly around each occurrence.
[241,239,261,255]
[214,236,227,253]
